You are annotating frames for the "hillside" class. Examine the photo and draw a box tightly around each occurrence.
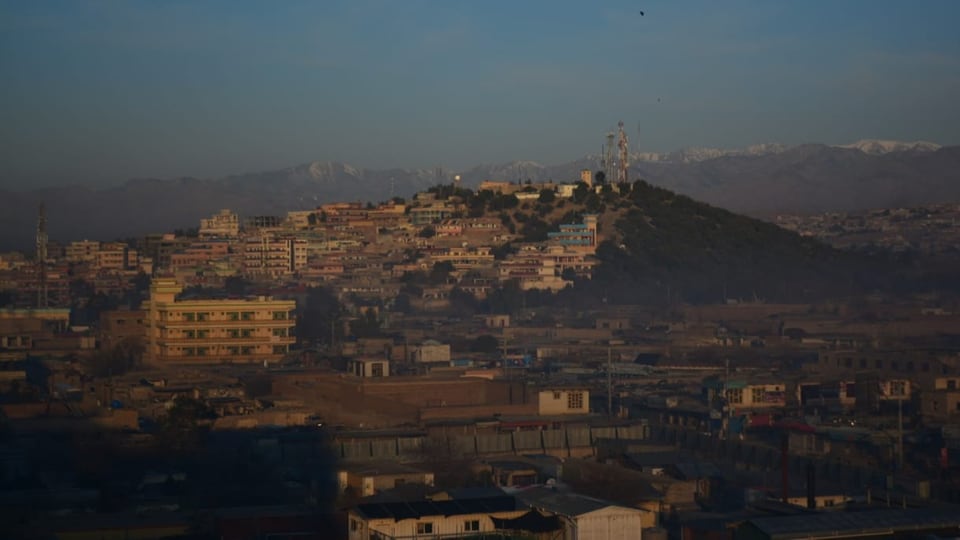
[555,181,895,305]
[2,142,958,251]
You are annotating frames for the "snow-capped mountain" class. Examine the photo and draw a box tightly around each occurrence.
[836,139,942,155]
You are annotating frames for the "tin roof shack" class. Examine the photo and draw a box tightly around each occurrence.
[735,507,960,540]
[519,486,652,538]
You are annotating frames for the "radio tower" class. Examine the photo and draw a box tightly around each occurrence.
[604,131,616,184]
[617,120,629,184]
[36,203,48,308]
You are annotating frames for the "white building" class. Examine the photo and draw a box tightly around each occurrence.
[348,496,525,540]
[538,388,590,416]
[410,340,451,364]
[519,487,646,540]
[199,209,240,238]
[349,357,389,378]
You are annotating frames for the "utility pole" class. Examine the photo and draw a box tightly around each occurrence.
[607,344,613,417]
[897,384,904,470]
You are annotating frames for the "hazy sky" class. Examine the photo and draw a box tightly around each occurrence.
[2,0,959,189]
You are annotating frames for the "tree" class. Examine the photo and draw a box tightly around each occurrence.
[224,276,251,296]
[429,261,455,284]
[349,308,382,338]
[297,286,344,346]
[393,293,413,314]
[159,397,214,452]
[418,225,436,238]
[538,189,556,204]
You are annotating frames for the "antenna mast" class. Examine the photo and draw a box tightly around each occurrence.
[604,132,616,183]
[36,203,48,308]
[617,120,629,184]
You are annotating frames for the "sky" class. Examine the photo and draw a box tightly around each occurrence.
[1,0,959,190]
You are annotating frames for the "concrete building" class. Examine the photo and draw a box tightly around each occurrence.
[242,235,308,278]
[348,496,525,540]
[349,357,390,378]
[338,462,434,498]
[409,340,451,364]
[518,487,645,540]
[143,278,295,365]
[199,209,240,238]
[547,214,599,253]
[538,388,590,415]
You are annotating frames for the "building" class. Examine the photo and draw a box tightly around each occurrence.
[242,235,308,278]
[518,487,646,540]
[143,278,295,365]
[409,340,451,364]
[349,357,390,378]
[199,209,241,238]
[347,495,525,540]
[338,462,434,498]
[736,508,960,540]
[538,388,590,415]
[547,214,599,253]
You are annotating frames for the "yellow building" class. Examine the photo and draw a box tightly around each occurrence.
[144,278,295,365]
[538,388,589,415]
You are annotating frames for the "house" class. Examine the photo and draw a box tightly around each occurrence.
[735,507,960,540]
[518,487,646,539]
[338,462,434,498]
[410,340,451,364]
[347,495,525,540]
[538,388,590,415]
[349,357,390,378]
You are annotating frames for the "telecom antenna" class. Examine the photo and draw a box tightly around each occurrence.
[389,176,395,199]
[617,120,629,184]
[36,203,48,308]
[604,131,616,184]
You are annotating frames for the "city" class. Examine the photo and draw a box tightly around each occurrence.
[3,2,960,540]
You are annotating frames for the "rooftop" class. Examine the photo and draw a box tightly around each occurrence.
[353,495,520,521]
[745,507,960,539]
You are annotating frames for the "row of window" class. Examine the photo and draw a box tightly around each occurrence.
[179,311,290,322]
[831,356,951,375]
[349,520,480,534]
[180,328,289,338]
[173,345,287,356]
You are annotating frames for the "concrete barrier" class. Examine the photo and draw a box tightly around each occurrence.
[342,440,370,459]
[567,428,591,448]
[591,427,617,441]
[476,433,513,455]
[371,438,397,459]
[542,430,565,449]
[513,431,543,452]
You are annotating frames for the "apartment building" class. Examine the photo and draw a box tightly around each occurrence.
[547,214,599,253]
[242,235,308,278]
[64,240,102,263]
[144,278,295,365]
[199,209,240,238]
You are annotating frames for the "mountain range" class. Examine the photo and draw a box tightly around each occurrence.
[1,140,958,251]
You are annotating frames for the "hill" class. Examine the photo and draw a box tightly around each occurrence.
[2,142,958,251]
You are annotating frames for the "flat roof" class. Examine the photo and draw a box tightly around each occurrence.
[746,508,960,539]
[354,495,520,520]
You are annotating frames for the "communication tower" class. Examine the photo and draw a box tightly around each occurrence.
[617,120,629,184]
[604,131,616,184]
[36,203,48,308]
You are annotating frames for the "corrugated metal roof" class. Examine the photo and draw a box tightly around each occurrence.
[747,508,960,539]
[355,495,519,520]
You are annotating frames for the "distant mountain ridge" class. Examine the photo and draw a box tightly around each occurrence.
[1,140,958,251]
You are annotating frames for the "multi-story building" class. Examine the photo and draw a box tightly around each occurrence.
[242,235,308,278]
[547,214,599,253]
[144,278,295,365]
[65,240,102,263]
[199,209,240,238]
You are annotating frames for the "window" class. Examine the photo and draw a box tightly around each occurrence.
[241,311,254,321]
[464,519,480,531]
[184,312,196,322]
[273,345,286,355]
[726,388,743,404]
[272,327,287,337]
[875,359,883,369]
[350,519,359,531]
[844,358,852,368]
[859,358,867,369]
[272,311,288,320]
[228,312,240,321]
[196,347,207,356]
[241,346,253,355]
[948,380,956,390]
[416,522,433,534]
[371,363,384,377]
[824,499,835,507]
[228,329,240,338]
[197,312,209,322]
[184,330,196,339]
[553,391,561,400]
[567,391,583,410]
[891,361,899,371]
[751,388,765,404]
[241,329,253,338]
